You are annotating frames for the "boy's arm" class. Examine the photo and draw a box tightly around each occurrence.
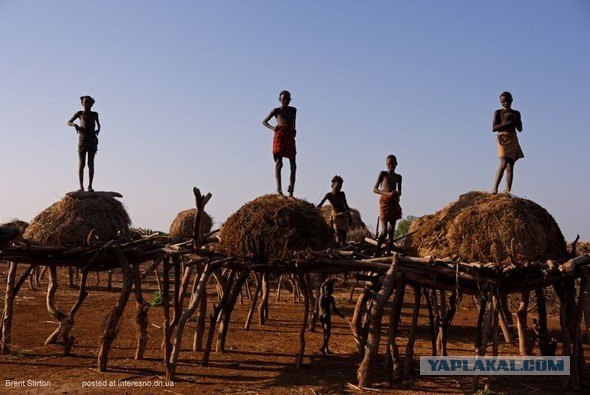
[514,111,523,132]
[317,193,329,208]
[397,174,403,197]
[292,107,296,130]
[342,192,353,223]
[492,110,514,132]
[67,112,81,131]
[373,172,386,195]
[95,112,101,134]
[262,109,276,132]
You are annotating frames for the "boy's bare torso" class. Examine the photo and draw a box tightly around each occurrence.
[378,171,401,193]
[272,106,296,127]
[324,192,348,213]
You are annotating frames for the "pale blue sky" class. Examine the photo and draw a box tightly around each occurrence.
[1,1,588,240]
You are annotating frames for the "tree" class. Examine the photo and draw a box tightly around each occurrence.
[394,215,417,239]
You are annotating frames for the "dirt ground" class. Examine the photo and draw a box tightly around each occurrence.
[1,266,588,394]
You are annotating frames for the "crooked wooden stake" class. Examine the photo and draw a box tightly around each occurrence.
[0,262,17,354]
[244,273,262,330]
[295,273,310,369]
[516,290,530,356]
[357,254,399,389]
[385,274,406,385]
[403,286,421,377]
[133,263,149,360]
[217,270,250,352]
[98,244,133,372]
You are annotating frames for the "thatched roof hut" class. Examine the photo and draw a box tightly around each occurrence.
[169,209,213,241]
[319,206,372,242]
[23,194,131,247]
[404,191,567,265]
[218,195,334,262]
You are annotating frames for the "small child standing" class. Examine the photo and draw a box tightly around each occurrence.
[319,279,345,355]
[262,90,297,197]
[317,175,353,246]
[373,154,403,256]
[67,96,101,192]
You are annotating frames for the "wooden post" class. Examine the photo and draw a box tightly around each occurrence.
[45,266,67,346]
[357,254,399,389]
[193,265,207,352]
[132,263,149,360]
[516,290,530,356]
[98,245,133,372]
[0,262,17,354]
[422,288,437,355]
[162,258,172,380]
[217,270,250,352]
[244,273,262,330]
[295,273,310,369]
[403,286,421,377]
[258,272,269,325]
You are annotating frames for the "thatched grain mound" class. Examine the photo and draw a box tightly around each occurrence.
[0,219,29,236]
[319,206,372,242]
[404,191,567,264]
[169,209,213,241]
[219,195,334,262]
[23,194,131,247]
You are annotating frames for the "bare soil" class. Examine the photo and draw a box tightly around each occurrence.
[1,266,588,394]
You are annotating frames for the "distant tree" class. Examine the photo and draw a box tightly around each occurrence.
[394,215,417,239]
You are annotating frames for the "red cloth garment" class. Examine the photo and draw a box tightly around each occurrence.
[272,125,297,159]
[379,194,402,221]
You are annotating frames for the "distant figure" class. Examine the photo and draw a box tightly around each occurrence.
[492,91,523,194]
[67,96,101,192]
[319,279,345,355]
[317,175,352,246]
[373,154,402,256]
[262,90,297,197]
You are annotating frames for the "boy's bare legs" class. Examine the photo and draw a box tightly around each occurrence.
[274,156,283,195]
[374,219,388,257]
[337,230,347,247]
[87,151,96,192]
[288,157,296,197]
[505,160,514,193]
[386,219,396,254]
[493,157,509,194]
[78,151,86,191]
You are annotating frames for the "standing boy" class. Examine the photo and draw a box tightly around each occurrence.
[317,175,353,246]
[373,155,402,256]
[67,96,100,192]
[492,91,524,194]
[262,90,297,197]
[319,279,345,355]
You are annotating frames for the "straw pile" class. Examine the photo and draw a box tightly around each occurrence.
[319,206,372,242]
[404,191,567,264]
[0,219,29,236]
[169,209,213,241]
[23,194,131,247]
[218,195,334,262]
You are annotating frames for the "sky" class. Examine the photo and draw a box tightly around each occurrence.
[0,1,588,241]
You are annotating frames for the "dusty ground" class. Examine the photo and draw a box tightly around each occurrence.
[1,266,588,394]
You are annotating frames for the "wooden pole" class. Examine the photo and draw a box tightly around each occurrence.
[132,263,149,360]
[516,290,530,356]
[295,273,310,369]
[244,273,262,330]
[0,262,17,354]
[217,270,249,352]
[403,286,421,377]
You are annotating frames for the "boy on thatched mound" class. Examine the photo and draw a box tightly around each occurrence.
[492,91,524,194]
[262,90,297,197]
[67,95,101,192]
[317,175,352,246]
[373,154,403,256]
[218,195,333,262]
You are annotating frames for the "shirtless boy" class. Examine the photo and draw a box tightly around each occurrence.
[262,90,297,197]
[492,91,524,194]
[319,279,345,355]
[373,155,402,256]
[67,96,101,192]
[317,175,353,246]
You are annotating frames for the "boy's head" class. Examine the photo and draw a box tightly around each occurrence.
[331,175,343,191]
[386,154,398,171]
[80,96,95,110]
[499,91,513,109]
[322,279,335,295]
[278,90,291,106]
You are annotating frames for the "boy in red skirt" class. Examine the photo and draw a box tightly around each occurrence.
[373,155,403,256]
[262,90,297,197]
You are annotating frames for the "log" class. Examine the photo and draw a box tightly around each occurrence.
[98,244,133,372]
[357,254,399,389]
[295,273,310,369]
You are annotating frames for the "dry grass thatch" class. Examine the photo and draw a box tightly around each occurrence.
[168,209,213,241]
[23,195,131,247]
[0,219,29,236]
[404,191,567,265]
[319,206,372,242]
[218,194,334,262]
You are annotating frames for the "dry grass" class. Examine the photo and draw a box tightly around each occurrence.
[218,194,334,262]
[23,195,131,247]
[168,209,213,241]
[404,191,567,265]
